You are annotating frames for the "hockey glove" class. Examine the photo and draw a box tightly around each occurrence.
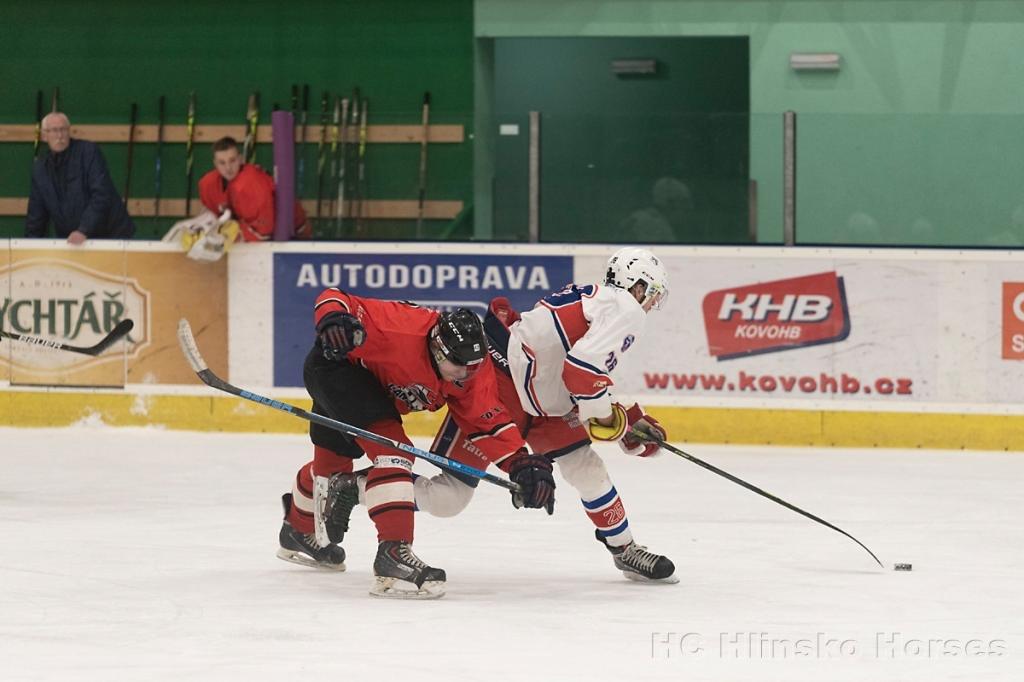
[619,403,667,457]
[503,450,555,515]
[488,296,521,328]
[317,312,366,361]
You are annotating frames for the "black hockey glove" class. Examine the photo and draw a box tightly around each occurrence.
[503,450,555,515]
[317,312,366,361]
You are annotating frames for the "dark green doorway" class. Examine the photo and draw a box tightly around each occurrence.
[492,36,750,244]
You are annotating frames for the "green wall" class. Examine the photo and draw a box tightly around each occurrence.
[475,0,1024,246]
[7,1,1024,246]
[0,0,474,240]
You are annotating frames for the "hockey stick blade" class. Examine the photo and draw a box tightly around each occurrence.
[0,318,134,356]
[633,427,884,568]
[177,319,521,493]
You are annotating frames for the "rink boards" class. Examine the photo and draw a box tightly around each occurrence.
[2,240,1023,450]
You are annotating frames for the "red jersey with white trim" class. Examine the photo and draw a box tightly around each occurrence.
[198,164,307,242]
[314,288,525,468]
[507,283,646,422]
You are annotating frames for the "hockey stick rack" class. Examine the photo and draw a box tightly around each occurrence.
[177,318,521,493]
[634,428,884,568]
[0,319,134,356]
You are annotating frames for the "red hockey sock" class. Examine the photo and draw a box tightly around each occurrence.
[312,445,356,479]
[360,420,415,543]
[287,462,315,534]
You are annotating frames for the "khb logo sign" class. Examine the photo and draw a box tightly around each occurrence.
[702,271,850,360]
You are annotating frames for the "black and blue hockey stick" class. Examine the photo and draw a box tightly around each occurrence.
[177,319,520,493]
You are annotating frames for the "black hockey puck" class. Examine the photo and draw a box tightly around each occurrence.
[893,563,912,571]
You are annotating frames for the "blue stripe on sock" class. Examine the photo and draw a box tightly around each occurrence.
[582,486,618,510]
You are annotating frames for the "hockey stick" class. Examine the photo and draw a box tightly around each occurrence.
[123,102,138,206]
[634,428,883,568]
[347,88,361,233]
[176,319,522,493]
[315,90,330,228]
[0,319,134,356]
[153,95,166,235]
[243,91,260,164]
[33,90,43,159]
[184,91,197,217]
[355,96,369,236]
[298,84,309,199]
[328,95,341,224]
[415,91,430,238]
[334,97,350,238]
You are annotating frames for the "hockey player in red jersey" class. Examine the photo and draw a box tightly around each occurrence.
[198,136,309,241]
[324,247,678,583]
[276,289,556,599]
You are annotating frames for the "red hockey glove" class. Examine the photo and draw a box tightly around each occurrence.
[317,312,366,361]
[619,403,667,457]
[489,296,521,328]
[501,449,555,515]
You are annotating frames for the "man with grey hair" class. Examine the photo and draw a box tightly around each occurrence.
[25,112,135,244]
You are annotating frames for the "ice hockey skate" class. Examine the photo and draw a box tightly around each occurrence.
[276,494,346,571]
[370,541,446,599]
[313,472,360,547]
[596,530,678,583]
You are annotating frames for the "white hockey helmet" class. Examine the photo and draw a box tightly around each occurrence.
[604,247,669,311]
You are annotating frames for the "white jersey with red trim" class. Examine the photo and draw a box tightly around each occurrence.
[506,283,646,422]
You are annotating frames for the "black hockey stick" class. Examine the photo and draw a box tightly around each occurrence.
[176,319,521,493]
[634,428,883,567]
[184,91,197,217]
[0,319,134,356]
[33,89,43,159]
[243,91,260,164]
[328,94,341,224]
[315,90,330,228]
[153,95,166,233]
[415,91,430,238]
[298,84,309,199]
[123,102,138,206]
[334,97,350,237]
[355,96,369,236]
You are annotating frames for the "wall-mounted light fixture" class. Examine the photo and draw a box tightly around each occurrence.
[789,53,841,71]
[611,59,658,76]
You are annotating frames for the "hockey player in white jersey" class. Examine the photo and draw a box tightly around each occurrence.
[319,247,678,583]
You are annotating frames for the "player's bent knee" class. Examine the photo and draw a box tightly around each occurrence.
[554,446,610,494]
[414,472,476,517]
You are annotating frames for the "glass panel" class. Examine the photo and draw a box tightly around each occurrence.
[537,112,754,245]
[797,113,1024,247]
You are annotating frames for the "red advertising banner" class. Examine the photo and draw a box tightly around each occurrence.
[702,271,850,360]
[1002,282,1024,360]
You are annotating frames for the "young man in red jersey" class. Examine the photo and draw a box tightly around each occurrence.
[277,289,556,599]
[197,137,309,241]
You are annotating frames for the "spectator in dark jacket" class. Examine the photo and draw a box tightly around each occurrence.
[25,112,136,244]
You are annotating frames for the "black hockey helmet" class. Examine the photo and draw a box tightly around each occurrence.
[430,308,487,374]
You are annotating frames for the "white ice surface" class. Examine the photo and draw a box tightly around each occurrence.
[1,425,1021,681]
